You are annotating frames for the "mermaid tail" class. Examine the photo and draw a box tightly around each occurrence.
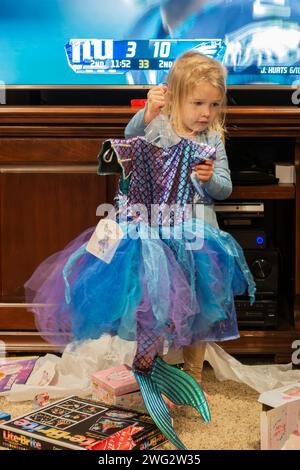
[134,368,186,450]
[134,357,210,450]
[132,309,210,450]
[151,357,210,421]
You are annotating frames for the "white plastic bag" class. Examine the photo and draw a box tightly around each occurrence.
[205,342,300,393]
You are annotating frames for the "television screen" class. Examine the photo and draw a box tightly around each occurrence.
[0,0,299,87]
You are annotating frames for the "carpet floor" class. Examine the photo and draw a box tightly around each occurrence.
[0,365,261,450]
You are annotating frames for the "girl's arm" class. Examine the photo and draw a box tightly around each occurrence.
[201,132,232,201]
[125,109,147,139]
[125,86,168,139]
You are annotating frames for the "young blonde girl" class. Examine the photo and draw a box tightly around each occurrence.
[125,51,231,387]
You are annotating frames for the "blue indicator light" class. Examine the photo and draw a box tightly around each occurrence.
[256,236,265,245]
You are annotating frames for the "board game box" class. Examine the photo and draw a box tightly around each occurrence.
[0,395,167,450]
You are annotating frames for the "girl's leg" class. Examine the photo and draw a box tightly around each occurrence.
[183,341,206,385]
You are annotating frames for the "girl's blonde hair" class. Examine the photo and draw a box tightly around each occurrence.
[163,51,227,140]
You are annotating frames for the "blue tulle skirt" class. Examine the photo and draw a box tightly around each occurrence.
[25,219,255,348]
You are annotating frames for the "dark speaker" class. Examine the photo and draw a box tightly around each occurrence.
[235,298,278,327]
[244,250,279,295]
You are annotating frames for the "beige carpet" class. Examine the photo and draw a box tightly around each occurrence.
[0,365,261,450]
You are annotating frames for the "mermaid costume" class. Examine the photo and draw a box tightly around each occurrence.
[25,132,255,449]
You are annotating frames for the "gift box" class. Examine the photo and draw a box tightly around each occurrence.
[259,382,300,450]
[91,365,146,411]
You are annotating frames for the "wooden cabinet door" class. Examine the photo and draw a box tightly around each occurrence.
[0,166,107,330]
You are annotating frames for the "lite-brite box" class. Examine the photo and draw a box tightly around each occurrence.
[92,365,146,411]
[0,396,166,450]
[259,382,300,450]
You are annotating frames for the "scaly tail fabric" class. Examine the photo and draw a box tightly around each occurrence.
[151,357,210,422]
[134,357,211,450]
[134,368,187,450]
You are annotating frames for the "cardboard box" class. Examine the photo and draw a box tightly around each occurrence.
[259,382,300,450]
[275,163,296,184]
[0,395,166,450]
[91,365,146,411]
[92,365,138,396]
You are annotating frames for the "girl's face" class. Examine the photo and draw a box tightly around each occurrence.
[178,81,223,136]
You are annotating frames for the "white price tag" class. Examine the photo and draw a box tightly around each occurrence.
[86,219,124,263]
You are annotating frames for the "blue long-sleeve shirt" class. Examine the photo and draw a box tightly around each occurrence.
[125,109,232,199]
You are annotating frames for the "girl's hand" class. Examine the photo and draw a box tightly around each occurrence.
[144,85,168,125]
[193,160,214,182]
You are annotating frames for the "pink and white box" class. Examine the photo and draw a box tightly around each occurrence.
[91,365,146,411]
[259,382,300,450]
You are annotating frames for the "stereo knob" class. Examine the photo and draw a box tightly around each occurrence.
[251,259,272,279]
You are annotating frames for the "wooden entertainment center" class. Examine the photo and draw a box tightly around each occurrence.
[0,105,299,362]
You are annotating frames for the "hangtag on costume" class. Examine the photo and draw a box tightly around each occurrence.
[86,218,124,263]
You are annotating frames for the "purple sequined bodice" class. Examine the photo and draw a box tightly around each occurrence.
[111,137,215,222]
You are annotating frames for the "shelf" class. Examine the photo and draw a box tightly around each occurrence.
[0,332,61,354]
[219,319,300,362]
[230,184,295,200]
[1,106,300,138]
[1,325,299,363]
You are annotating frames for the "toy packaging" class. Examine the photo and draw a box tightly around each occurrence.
[0,395,167,450]
[259,382,300,450]
[0,357,38,395]
[0,410,11,423]
[91,365,146,411]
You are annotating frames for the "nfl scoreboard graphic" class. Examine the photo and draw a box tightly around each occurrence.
[65,39,226,75]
